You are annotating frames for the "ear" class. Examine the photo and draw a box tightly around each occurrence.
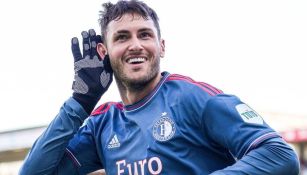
[160,39,165,58]
[97,43,108,59]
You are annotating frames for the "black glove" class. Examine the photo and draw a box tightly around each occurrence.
[71,29,113,114]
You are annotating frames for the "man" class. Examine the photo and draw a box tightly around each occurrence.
[20,0,299,174]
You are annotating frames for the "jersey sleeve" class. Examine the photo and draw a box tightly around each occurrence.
[209,137,300,175]
[19,97,102,175]
[202,94,280,159]
[65,119,103,174]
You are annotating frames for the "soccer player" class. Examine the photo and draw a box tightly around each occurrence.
[20,0,299,174]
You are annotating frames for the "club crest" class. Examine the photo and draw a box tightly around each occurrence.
[153,113,176,142]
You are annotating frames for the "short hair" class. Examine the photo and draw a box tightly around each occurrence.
[99,0,161,41]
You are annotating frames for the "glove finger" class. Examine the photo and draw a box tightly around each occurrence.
[95,34,103,44]
[89,29,100,59]
[71,37,83,62]
[89,29,97,40]
[103,55,113,73]
[82,31,91,57]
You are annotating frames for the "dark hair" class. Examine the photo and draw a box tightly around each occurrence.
[99,0,161,41]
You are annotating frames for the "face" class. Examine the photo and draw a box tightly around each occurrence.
[104,13,165,89]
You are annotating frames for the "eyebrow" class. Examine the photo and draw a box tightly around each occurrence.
[115,30,129,34]
[114,28,154,35]
[138,28,154,33]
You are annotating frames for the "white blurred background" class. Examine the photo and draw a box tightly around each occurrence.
[0,0,306,174]
[0,0,306,131]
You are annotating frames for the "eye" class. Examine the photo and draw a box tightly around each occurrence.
[139,32,152,39]
[115,34,128,42]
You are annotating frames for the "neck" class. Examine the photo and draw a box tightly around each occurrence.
[116,72,162,105]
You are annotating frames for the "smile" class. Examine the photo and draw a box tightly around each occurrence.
[127,57,146,64]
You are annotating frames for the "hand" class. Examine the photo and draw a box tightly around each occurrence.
[71,29,113,114]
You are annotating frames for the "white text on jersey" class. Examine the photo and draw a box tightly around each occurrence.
[116,157,162,175]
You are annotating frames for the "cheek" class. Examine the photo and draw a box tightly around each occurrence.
[109,56,118,68]
[152,42,163,55]
[108,45,126,60]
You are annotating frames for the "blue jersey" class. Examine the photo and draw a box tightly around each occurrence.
[66,72,279,174]
[20,72,299,175]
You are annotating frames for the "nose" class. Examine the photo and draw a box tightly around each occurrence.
[128,36,143,52]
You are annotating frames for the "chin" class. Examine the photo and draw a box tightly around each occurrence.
[127,74,151,85]
[114,62,160,90]
[122,70,159,90]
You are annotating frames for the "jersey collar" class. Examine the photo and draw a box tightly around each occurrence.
[123,71,170,112]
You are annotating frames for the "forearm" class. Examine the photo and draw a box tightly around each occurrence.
[210,138,300,175]
[19,97,88,175]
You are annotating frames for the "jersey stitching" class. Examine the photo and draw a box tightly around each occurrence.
[167,76,214,95]
[199,82,223,94]
[91,102,123,116]
[65,148,81,167]
[243,132,279,156]
[166,74,222,96]
[91,103,107,115]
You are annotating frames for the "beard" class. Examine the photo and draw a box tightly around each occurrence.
[112,57,160,92]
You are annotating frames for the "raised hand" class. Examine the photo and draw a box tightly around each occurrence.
[71,29,113,114]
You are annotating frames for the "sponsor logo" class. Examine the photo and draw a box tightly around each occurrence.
[108,134,121,149]
[153,113,176,142]
[236,104,263,125]
[116,157,162,175]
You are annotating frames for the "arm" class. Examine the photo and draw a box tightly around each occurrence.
[20,98,105,175]
[210,137,299,175]
[20,98,87,175]
[204,94,299,175]
[19,29,112,175]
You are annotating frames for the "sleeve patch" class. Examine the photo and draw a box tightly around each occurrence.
[235,104,263,125]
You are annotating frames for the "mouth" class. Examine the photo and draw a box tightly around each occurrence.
[126,57,146,64]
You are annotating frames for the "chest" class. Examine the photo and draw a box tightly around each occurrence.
[98,102,203,174]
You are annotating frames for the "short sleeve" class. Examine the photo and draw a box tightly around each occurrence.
[203,94,280,159]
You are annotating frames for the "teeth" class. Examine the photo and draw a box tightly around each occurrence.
[127,57,145,64]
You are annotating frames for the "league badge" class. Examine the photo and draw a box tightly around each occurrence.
[236,103,264,125]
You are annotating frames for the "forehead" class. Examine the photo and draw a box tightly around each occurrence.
[106,13,158,36]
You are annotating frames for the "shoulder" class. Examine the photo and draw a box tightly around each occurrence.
[91,101,124,116]
[163,73,224,115]
[165,73,223,96]
[79,102,123,132]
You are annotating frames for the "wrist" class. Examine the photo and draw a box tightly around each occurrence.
[72,92,100,115]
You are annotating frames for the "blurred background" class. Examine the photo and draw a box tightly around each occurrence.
[0,0,306,174]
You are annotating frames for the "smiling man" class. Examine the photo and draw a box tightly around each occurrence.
[101,12,164,105]
[20,0,299,175]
